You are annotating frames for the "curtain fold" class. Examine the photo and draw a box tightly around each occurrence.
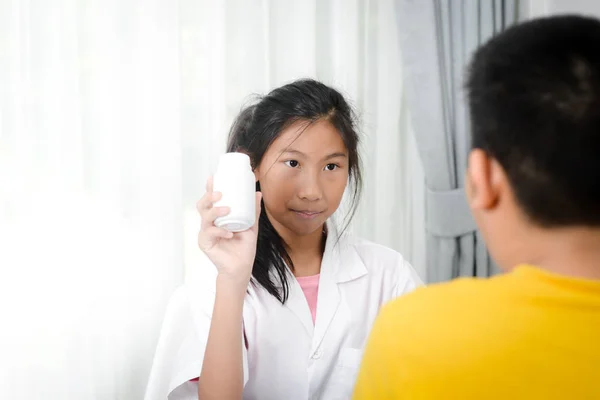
[0,1,183,398]
[395,0,518,282]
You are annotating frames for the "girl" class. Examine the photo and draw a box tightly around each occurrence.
[145,79,422,400]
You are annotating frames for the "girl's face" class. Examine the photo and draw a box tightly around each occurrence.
[254,119,349,238]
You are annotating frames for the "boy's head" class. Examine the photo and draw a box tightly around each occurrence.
[465,15,600,270]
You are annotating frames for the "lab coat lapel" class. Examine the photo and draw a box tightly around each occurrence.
[311,228,341,352]
[270,267,314,338]
[283,272,315,338]
[269,222,368,346]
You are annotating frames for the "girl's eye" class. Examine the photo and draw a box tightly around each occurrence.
[284,160,299,168]
[325,163,338,171]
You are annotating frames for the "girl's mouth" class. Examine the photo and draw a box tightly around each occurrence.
[291,210,323,219]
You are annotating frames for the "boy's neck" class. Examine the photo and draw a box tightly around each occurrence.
[508,225,600,280]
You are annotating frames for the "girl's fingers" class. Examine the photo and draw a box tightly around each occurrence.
[200,206,230,230]
[196,176,221,212]
[198,226,234,250]
[205,226,234,240]
[196,191,222,214]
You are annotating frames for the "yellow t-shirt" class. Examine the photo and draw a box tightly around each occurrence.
[353,265,600,399]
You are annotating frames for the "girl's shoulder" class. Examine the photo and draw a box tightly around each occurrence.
[349,236,407,265]
[333,232,424,294]
[334,232,413,277]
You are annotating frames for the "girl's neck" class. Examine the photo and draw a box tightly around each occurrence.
[271,218,327,277]
[288,228,326,277]
[288,227,325,254]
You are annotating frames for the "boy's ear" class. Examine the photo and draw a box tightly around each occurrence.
[466,149,498,211]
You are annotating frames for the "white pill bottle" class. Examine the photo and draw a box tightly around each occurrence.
[213,152,256,232]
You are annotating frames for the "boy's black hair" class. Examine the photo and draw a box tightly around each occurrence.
[467,15,600,227]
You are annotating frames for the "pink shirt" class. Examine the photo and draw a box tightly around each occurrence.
[296,274,320,324]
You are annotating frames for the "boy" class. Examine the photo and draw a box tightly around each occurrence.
[353,15,600,399]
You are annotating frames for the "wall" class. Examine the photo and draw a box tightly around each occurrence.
[523,0,600,19]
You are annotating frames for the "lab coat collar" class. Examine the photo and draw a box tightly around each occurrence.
[268,220,368,342]
[270,221,368,287]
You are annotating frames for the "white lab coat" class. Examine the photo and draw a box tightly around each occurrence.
[145,226,422,400]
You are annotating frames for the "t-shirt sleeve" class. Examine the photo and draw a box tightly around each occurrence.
[144,285,249,400]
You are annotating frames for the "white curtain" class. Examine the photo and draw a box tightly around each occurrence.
[0,0,425,398]
[0,1,183,399]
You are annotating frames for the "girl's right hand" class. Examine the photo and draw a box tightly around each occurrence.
[197,176,262,287]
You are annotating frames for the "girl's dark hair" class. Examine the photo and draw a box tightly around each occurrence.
[226,79,362,303]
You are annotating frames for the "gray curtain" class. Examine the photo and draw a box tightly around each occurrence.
[395,0,519,282]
